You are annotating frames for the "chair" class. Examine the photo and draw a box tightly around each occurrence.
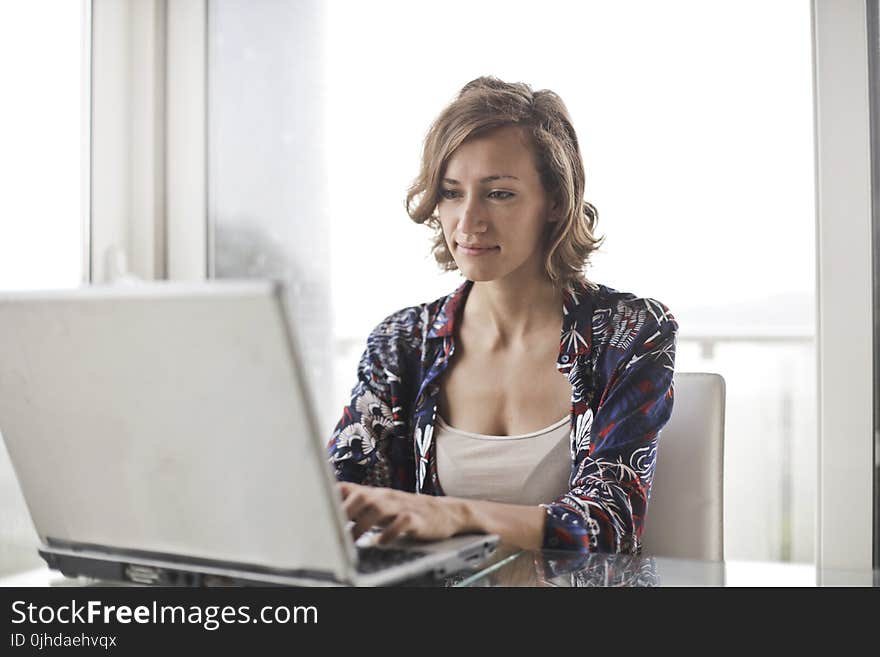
[639,372,725,561]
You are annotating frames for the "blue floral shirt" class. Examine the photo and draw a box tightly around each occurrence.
[327,278,678,553]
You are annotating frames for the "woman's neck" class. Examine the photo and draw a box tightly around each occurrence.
[463,274,563,348]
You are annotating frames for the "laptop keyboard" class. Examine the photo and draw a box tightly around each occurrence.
[355,546,429,574]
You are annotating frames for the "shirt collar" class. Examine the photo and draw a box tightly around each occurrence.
[426,279,472,339]
[426,278,595,371]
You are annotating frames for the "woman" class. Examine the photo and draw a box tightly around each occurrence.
[327,76,677,553]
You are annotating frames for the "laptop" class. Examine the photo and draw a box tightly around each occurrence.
[0,281,497,586]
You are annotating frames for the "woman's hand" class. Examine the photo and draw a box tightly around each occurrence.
[337,482,467,545]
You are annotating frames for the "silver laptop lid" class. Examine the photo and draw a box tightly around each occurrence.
[0,281,356,580]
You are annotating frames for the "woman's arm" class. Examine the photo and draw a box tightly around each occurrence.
[541,299,678,552]
[455,498,546,550]
[327,308,421,487]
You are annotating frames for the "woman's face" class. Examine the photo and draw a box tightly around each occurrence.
[437,125,556,285]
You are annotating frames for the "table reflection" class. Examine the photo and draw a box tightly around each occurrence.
[444,544,731,587]
[448,548,664,587]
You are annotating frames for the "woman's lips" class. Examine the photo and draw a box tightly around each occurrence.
[457,243,500,256]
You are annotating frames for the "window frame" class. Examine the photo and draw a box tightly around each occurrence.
[812,0,875,573]
[89,0,206,283]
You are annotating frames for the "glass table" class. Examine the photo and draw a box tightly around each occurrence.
[2,544,877,587]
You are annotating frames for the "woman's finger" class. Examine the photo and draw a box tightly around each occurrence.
[377,511,415,545]
[337,482,354,500]
[350,503,394,541]
[341,488,374,520]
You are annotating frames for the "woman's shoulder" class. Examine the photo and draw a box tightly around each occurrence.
[592,283,675,322]
[575,280,678,350]
[363,285,463,352]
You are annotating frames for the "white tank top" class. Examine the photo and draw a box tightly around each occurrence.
[434,413,571,506]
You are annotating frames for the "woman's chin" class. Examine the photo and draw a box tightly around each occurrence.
[457,266,501,283]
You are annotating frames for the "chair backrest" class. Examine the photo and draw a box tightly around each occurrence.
[640,372,725,561]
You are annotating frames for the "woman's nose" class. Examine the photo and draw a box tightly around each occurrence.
[459,197,487,234]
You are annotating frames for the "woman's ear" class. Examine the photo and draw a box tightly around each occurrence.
[547,197,561,223]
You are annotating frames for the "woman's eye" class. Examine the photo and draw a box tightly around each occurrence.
[439,188,460,200]
[489,190,514,200]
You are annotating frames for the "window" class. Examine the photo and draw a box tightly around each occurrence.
[208,0,815,562]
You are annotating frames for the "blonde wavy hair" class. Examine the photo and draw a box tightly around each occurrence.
[406,76,603,288]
